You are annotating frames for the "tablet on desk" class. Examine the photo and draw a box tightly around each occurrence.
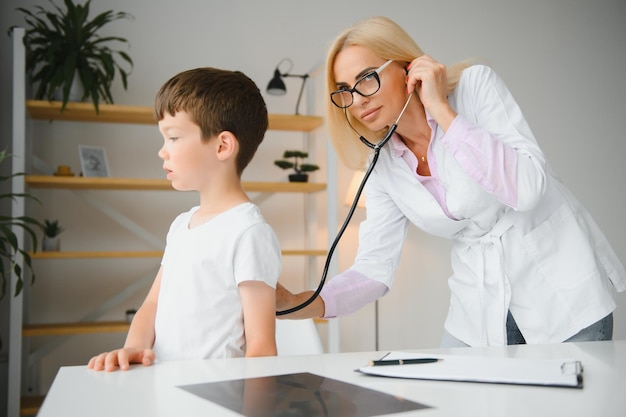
[179,372,431,417]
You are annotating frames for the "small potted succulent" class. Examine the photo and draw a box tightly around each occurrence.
[17,0,134,113]
[125,308,137,323]
[41,219,64,252]
[274,150,320,182]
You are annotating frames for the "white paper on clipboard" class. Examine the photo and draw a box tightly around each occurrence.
[357,352,583,388]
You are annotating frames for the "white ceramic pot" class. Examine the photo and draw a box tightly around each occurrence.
[53,72,84,102]
[42,236,61,252]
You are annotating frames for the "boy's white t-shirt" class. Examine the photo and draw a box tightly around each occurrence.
[153,202,281,361]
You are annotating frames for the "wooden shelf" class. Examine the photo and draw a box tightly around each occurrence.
[26,175,173,190]
[23,321,130,337]
[26,100,324,131]
[30,251,163,259]
[25,175,326,193]
[29,249,327,259]
[23,319,326,338]
[23,318,327,337]
[281,249,327,257]
[20,395,44,416]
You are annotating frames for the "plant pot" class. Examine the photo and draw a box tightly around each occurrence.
[288,173,309,183]
[42,236,61,252]
[53,71,84,102]
[125,309,137,323]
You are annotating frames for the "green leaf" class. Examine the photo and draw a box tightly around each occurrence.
[274,160,294,170]
[300,164,320,173]
[0,151,43,298]
[275,150,316,174]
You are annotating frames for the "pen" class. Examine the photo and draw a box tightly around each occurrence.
[369,358,440,366]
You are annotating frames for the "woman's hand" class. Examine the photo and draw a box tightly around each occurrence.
[276,282,325,319]
[275,282,295,311]
[406,54,457,130]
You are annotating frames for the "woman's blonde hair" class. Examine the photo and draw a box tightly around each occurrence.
[325,16,472,169]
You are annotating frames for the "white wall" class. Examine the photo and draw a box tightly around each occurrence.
[1,0,625,398]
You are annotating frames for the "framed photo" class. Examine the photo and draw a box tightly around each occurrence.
[78,145,110,177]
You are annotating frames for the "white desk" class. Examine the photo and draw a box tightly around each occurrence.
[38,340,625,417]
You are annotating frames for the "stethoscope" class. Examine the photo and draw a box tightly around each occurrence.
[276,93,414,316]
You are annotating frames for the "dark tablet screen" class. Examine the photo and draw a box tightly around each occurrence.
[179,372,430,416]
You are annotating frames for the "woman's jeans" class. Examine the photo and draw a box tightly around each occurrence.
[441,312,614,348]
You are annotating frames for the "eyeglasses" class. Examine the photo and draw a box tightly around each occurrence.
[330,59,394,109]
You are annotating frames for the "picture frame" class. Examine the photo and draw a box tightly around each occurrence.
[78,145,110,177]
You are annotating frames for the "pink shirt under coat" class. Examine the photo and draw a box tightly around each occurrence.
[321,113,520,318]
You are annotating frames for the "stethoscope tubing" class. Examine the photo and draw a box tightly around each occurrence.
[275,94,413,316]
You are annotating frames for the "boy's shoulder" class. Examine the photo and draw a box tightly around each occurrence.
[172,203,266,230]
[225,202,267,229]
[171,205,199,225]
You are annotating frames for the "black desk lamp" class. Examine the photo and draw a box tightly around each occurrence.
[267,58,309,115]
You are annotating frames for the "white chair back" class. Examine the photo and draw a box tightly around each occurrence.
[275,319,324,356]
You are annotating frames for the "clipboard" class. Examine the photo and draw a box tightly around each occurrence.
[357,352,583,388]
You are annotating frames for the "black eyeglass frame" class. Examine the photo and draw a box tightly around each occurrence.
[330,59,394,109]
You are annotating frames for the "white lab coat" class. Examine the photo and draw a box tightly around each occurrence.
[351,65,626,346]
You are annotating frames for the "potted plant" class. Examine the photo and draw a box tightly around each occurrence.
[0,150,43,298]
[41,219,64,251]
[17,0,134,113]
[274,150,320,182]
[125,308,137,323]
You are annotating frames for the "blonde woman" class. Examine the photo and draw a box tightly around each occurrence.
[277,16,625,347]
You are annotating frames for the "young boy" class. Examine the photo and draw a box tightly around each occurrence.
[88,68,281,371]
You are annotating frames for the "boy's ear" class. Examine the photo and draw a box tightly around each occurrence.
[215,131,239,161]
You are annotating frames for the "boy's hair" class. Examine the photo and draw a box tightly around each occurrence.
[153,67,268,175]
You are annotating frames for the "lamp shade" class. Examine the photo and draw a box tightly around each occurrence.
[267,69,287,96]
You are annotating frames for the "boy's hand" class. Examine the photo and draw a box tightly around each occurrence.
[87,347,155,372]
